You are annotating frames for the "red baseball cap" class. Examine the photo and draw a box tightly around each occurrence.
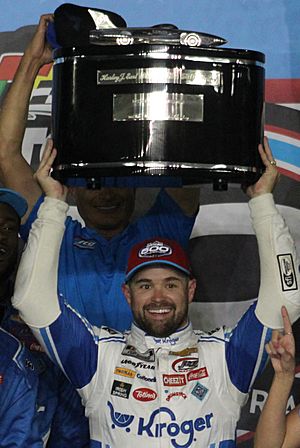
[125,238,193,281]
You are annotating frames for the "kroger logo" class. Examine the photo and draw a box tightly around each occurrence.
[107,401,213,447]
[139,241,172,258]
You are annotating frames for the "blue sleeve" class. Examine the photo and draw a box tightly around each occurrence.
[140,189,196,250]
[0,367,39,447]
[20,195,44,241]
[47,370,90,448]
[38,296,99,389]
[225,303,272,393]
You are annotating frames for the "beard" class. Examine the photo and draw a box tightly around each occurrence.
[133,301,189,338]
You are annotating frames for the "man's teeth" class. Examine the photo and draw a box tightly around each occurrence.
[148,309,171,314]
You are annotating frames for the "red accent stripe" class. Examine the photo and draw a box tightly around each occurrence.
[265,79,300,103]
[278,167,300,182]
[265,124,300,141]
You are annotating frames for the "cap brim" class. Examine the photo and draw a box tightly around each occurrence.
[125,260,191,282]
[0,189,28,218]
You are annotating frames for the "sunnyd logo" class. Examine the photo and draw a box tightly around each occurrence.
[107,401,213,447]
[139,241,172,258]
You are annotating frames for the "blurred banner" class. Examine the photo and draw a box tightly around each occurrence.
[0,2,299,446]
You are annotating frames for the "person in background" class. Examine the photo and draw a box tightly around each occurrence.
[0,187,89,447]
[0,187,40,447]
[254,306,300,448]
[12,139,300,447]
[0,14,199,331]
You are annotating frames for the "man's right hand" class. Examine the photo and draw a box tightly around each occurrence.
[24,14,54,66]
[265,306,295,378]
[34,139,68,202]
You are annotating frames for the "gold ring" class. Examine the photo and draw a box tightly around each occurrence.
[270,160,277,166]
[285,332,292,335]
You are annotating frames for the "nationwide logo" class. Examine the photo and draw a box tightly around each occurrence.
[114,367,136,379]
[107,401,214,447]
[187,367,208,382]
[172,357,199,373]
[163,374,186,387]
[133,388,157,402]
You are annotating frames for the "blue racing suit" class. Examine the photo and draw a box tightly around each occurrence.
[0,326,40,447]
[1,307,90,447]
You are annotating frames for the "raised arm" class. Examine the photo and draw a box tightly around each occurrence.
[12,146,100,391]
[0,14,53,223]
[254,307,296,448]
[249,138,300,328]
[224,138,300,395]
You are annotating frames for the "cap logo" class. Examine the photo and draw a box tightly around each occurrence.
[139,241,172,258]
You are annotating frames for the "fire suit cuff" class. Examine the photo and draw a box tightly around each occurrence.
[38,197,69,226]
[249,193,277,221]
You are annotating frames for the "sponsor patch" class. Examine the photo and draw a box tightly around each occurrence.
[114,367,136,379]
[277,254,298,291]
[163,374,186,387]
[133,388,157,402]
[121,359,155,370]
[166,391,187,402]
[153,336,179,346]
[111,380,132,399]
[139,240,172,258]
[169,347,198,356]
[107,400,214,443]
[122,344,155,362]
[191,382,209,401]
[73,238,97,250]
[172,357,198,373]
[137,373,156,382]
[187,367,209,382]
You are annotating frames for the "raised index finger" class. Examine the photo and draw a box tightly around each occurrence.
[281,306,293,335]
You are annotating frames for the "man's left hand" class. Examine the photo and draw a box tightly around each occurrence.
[246,136,280,199]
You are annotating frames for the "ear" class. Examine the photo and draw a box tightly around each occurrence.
[187,278,197,304]
[122,283,132,306]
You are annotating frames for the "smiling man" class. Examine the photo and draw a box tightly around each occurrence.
[122,239,196,338]
[12,142,300,446]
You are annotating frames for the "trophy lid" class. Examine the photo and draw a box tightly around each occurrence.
[89,25,227,48]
